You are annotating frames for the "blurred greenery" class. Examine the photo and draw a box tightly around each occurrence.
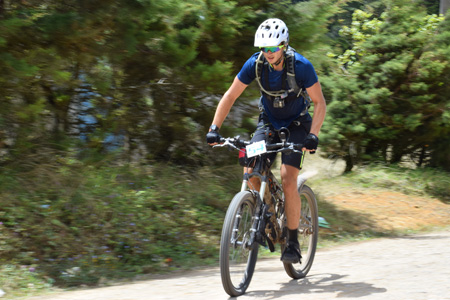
[0,148,243,294]
[0,0,449,298]
[0,0,448,169]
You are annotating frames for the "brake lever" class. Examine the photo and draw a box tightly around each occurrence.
[213,139,239,150]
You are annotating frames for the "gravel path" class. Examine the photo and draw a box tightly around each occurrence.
[24,229,450,300]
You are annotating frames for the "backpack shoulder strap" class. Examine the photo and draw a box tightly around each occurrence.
[255,52,286,98]
[286,46,311,114]
[285,46,301,97]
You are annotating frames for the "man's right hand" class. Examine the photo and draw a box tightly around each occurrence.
[206,125,221,145]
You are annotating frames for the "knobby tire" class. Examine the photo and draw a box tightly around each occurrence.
[283,184,318,279]
[220,191,259,297]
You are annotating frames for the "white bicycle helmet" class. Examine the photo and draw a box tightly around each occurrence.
[254,18,289,47]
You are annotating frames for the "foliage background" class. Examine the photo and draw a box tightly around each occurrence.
[0,0,449,297]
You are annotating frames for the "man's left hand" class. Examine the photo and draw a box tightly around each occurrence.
[303,133,319,152]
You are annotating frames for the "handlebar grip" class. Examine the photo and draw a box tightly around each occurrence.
[236,140,250,148]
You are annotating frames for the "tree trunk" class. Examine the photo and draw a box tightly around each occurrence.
[0,0,4,18]
[417,146,426,167]
[441,0,450,14]
[390,145,404,164]
[344,154,354,173]
[381,144,389,162]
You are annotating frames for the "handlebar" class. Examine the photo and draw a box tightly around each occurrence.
[214,136,305,155]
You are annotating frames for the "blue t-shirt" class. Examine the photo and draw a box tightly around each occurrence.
[237,51,318,129]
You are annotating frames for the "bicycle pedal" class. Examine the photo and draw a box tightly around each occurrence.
[267,238,275,252]
[255,232,267,247]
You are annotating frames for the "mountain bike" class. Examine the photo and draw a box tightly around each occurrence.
[213,128,319,297]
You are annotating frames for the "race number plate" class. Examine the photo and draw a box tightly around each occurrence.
[246,141,267,158]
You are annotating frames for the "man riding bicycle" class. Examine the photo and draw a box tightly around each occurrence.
[206,18,326,264]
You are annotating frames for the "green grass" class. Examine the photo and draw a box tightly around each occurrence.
[0,152,449,299]
[308,161,450,203]
[0,265,53,299]
[348,164,450,202]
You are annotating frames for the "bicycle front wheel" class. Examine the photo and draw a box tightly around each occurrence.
[220,191,259,297]
[283,184,318,279]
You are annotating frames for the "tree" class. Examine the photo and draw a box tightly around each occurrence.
[441,0,450,14]
[321,0,450,171]
[0,0,342,166]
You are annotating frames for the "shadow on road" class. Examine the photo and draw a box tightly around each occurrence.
[239,273,387,299]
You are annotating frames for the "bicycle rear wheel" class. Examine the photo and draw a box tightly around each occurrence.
[220,191,259,296]
[283,184,318,279]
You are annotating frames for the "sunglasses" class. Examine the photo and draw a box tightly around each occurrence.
[259,45,285,53]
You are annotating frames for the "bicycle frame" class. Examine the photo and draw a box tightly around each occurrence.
[213,133,305,250]
[240,155,285,249]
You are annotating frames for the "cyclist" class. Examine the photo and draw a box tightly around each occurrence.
[206,18,326,264]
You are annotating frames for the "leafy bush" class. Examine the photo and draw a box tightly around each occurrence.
[0,152,242,287]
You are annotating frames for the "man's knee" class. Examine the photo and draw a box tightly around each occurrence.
[281,165,300,191]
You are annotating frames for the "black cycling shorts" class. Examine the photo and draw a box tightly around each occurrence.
[241,113,311,170]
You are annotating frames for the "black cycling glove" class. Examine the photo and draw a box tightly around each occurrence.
[303,133,319,152]
[206,125,221,144]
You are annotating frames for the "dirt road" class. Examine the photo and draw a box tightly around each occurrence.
[24,229,450,300]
